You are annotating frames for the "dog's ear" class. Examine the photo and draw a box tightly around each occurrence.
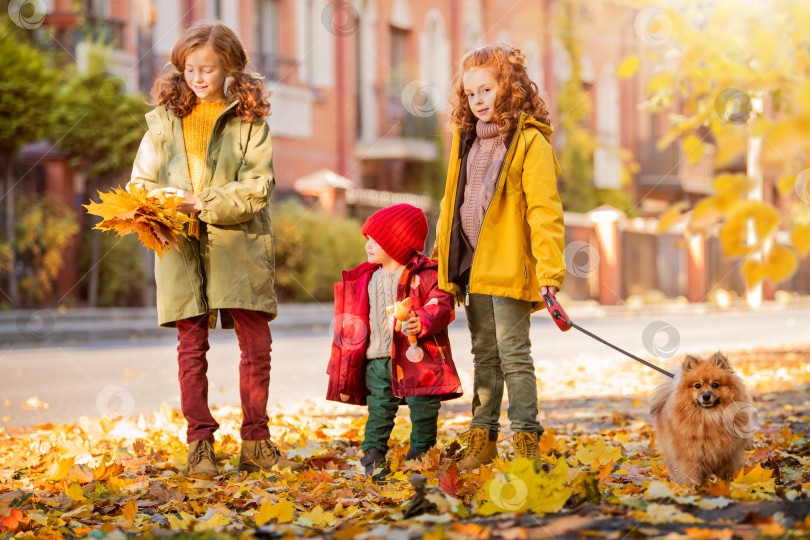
[682,355,700,371]
[709,351,731,370]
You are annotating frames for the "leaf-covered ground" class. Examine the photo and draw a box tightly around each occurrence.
[1,346,810,539]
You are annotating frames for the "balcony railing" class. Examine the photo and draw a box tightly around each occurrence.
[374,85,438,140]
[75,17,125,49]
[249,52,298,84]
[637,139,715,194]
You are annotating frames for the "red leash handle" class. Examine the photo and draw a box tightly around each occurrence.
[543,293,572,332]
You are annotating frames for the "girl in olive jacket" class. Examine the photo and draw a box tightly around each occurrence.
[433,45,566,469]
[127,22,300,476]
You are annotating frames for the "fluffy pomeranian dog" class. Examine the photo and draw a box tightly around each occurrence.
[650,352,755,486]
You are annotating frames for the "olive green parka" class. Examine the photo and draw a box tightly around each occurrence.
[127,100,276,328]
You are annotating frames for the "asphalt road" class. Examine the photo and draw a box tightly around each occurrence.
[1,304,809,429]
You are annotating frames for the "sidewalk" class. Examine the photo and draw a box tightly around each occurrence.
[3,297,808,347]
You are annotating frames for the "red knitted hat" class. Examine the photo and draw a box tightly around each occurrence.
[361,204,428,265]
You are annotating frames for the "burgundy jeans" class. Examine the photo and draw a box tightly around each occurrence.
[176,309,272,442]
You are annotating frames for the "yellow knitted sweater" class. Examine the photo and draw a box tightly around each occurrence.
[182,101,226,194]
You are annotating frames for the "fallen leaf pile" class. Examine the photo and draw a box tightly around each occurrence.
[1,346,809,538]
[84,186,189,259]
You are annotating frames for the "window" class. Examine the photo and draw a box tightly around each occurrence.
[208,0,221,19]
[84,0,108,18]
[255,0,280,79]
[390,27,407,92]
[295,0,334,87]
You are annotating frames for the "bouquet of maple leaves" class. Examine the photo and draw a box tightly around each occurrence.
[84,185,190,259]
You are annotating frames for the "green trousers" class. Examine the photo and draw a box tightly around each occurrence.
[361,357,441,455]
[465,293,544,434]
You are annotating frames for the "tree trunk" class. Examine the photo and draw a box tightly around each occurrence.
[87,177,100,307]
[4,155,18,306]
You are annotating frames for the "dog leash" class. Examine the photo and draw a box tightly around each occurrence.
[543,294,675,379]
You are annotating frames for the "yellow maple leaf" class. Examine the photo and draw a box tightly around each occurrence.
[638,503,703,524]
[616,55,640,78]
[644,480,676,500]
[167,511,195,530]
[776,173,798,196]
[476,457,571,516]
[682,133,705,165]
[49,456,74,481]
[93,461,123,481]
[299,505,336,528]
[65,482,86,502]
[730,463,776,501]
[791,223,810,256]
[193,511,231,532]
[66,464,93,484]
[84,185,189,260]
[733,463,774,485]
[719,200,781,257]
[658,201,689,233]
[742,246,798,287]
[688,197,723,234]
[646,71,674,96]
[256,498,294,526]
[763,246,798,282]
[575,440,623,469]
[537,431,565,456]
[121,499,138,521]
[713,174,752,209]
[742,259,767,287]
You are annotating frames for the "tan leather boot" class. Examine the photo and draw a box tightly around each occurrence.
[239,439,303,472]
[513,432,540,460]
[456,428,498,470]
[186,440,218,476]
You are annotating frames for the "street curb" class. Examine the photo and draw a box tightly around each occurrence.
[3,298,809,348]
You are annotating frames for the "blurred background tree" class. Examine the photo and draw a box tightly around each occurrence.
[555,0,633,214]
[51,47,150,306]
[555,3,597,213]
[9,194,79,305]
[0,21,59,306]
[272,201,367,302]
[628,0,810,293]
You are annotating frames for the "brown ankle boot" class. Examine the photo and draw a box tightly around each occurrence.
[186,440,218,476]
[239,439,303,473]
[456,428,498,470]
[513,432,540,460]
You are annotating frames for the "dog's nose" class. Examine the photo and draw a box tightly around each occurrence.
[701,393,712,402]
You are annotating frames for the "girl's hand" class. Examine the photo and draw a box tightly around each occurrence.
[541,286,558,297]
[177,193,203,213]
[401,313,422,336]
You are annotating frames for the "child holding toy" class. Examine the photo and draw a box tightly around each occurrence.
[433,45,566,468]
[327,204,462,479]
[127,22,301,475]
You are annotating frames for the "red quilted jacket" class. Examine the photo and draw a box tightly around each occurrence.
[326,253,462,405]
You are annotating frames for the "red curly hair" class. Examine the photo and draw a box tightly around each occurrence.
[449,44,550,137]
[149,21,271,123]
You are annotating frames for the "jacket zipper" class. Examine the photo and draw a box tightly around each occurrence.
[447,136,466,306]
[465,116,522,306]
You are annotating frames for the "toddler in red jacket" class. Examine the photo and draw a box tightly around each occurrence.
[326,204,462,479]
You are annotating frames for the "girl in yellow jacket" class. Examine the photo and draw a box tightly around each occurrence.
[433,45,566,468]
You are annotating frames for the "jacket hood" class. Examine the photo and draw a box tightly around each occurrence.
[520,112,554,141]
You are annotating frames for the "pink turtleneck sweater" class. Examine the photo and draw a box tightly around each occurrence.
[461,120,507,249]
